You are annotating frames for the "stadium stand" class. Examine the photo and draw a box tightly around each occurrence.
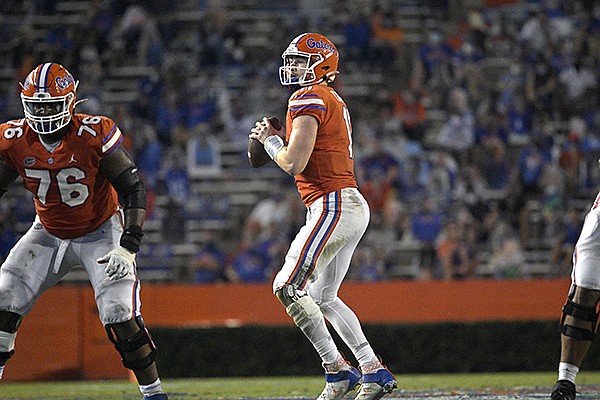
[0,0,598,283]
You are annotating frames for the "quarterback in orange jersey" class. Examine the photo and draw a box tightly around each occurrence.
[0,63,167,399]
[249,33,397,400]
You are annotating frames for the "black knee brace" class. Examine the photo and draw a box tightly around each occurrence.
[105,316,157,370]
[559,289,600,341]
[0,311,22,364]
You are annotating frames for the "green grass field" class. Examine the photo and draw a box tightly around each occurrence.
[2,371,600,400]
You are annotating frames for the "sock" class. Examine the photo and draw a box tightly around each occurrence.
[323,355,348,373]
[302,318,339,364]
[0,364,4,380]
[355,343,378,367]
[319,298,377,365]
[360,358,383,374]
[558,362,579,384]
[290,300,339,364]
[139,378,164,396]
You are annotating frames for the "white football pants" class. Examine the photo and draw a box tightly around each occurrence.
[273,187,377,366]
[0,213,141,325]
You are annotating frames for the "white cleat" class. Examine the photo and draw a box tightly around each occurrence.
[354,367,397,400]
[317,364,362,400]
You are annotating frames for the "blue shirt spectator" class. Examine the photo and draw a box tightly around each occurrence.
[228,248,270,283]
[189,241,227,284]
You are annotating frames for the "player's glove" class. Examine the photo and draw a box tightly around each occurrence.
[97,246,136,280]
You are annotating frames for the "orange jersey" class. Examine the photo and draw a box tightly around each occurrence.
[286,85,357,206]
[0,114,122,239]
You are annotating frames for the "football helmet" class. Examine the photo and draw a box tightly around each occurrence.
[20,63,78,134]
[279,33,339,87]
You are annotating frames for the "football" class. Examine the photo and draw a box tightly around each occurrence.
[248,117,283,168]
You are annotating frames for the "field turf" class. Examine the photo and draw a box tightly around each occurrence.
[2,371,600,399]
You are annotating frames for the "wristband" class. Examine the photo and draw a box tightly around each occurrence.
[120,225,144,253]
[264,135,284,160]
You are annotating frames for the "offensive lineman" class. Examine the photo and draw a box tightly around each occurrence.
[249,33,397,400]
[551,188,600,400]
[0,63,168,399]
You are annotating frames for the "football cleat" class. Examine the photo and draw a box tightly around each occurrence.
[143,393,168,400]
[551,380,576,400]
[355,367,397,400]
[317,364,362,400]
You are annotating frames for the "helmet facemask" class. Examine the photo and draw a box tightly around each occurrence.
[279,51,329,87]
[21,89,76,135]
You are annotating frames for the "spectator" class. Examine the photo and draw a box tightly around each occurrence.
[506,93,533,145]
[452,165,490,228]
[497,59,525,114]
[397,153,429,207]
[518,8,558,58]
[474,109,509,145]
[487,220,525,279]
[226,243,271,283]
[549,208,582,277]
[188,239,228,284]
[411,198,444,280]
[557,56,598,117]
[451,38,486,104]
[413,29,453,94]
[245,191,291,242]
[110,4,163,66]
[436,221,477,280]
[436,87,475,164]
[370,6,405,67]
[558,127,584,195]
[222,96,261,150]
[357,139,401,217]
[539,162,567,239]
[130,117,163,190]
[425,150,458,207]
[477,138,512,192]
[465,7,489,52]
[516,133,553,198]
[391,88,428,141]
[342,6,373,64]
[525,55,558,114]
[350,244,387,282]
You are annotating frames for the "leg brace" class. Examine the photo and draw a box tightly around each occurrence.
[105,316,157,370]
[559,288,600,341]
[0,311,21,364]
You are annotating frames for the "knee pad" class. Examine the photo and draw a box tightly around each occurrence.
[559,288,600,341]
[276,285,322,327]
[105,316,157,371]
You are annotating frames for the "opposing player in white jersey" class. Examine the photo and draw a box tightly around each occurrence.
[0,63,168,399]
[250,33,397,400]
[551,190,600,400]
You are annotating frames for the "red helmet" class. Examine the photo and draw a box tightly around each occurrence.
[20,63,78,134]
[279,33,339,87]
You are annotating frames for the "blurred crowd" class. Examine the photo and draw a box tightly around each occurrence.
[1,0,600,283]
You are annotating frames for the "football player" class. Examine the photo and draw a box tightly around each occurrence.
[249,33,397,400]
[551,190,600,400]
[0,63,168,399]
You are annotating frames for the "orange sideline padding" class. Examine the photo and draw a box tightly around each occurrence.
[4,278,571,381]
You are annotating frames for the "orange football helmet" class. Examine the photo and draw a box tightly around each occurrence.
[279,33,339,87]
[20,63,78,134]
